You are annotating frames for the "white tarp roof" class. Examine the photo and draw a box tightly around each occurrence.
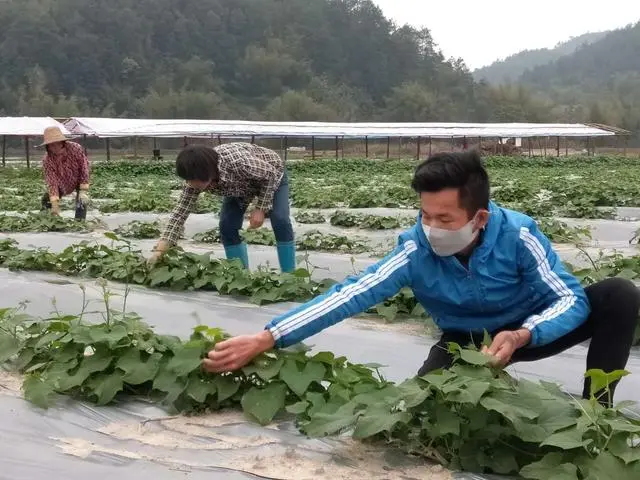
[0,117,71,136]
[64,117,619,139]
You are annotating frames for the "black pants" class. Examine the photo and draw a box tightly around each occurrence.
[41,188,86,221]
[418,277,640,402]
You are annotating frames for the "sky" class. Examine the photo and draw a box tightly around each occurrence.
[373,0,640,69]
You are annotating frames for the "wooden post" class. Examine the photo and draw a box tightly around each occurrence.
[543,137,547,157]
[251,135,255,144]
[416,136,421,160]
[365,136,369,158]
[1,135,6,166]
[341,136,345,160]
[183,136,188,147]
[217,135,221,145]
[82,134,88,155]
[386,136,390,159]
[25,136,30,168]
[429,137,432,156]
[556,136,560,157]
[450,136,454,151]
[624,136,628,157]
[478,136,482,151]
[133,136,138,160]
[565,138,568,157]
[335,136,338,160]
[106,138,111,161]
[587,137,591,156]
[311,136,315,160]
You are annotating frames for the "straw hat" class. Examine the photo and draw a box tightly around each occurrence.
[39,126,69,147]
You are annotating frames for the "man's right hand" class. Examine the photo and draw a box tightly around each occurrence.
[147,240,169,267]
[51,199,61,216]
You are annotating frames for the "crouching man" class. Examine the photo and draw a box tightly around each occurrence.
[150,143,296,273]
[203,151,640,404]
[40,126,90,220]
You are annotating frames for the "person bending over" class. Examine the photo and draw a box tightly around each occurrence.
[150,143,296,273]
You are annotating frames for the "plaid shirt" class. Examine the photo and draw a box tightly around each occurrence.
[161,143,284,245]
[42,142,90,199]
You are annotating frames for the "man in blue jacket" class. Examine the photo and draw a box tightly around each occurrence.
[203,151,640,402]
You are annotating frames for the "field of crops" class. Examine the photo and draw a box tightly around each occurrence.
[1,155,640,479]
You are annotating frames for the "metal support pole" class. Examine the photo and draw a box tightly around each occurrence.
[624,136,628,157]
[83,134,88,155]
[386,136,390,159]
[106,138,111,161]
[251,135,255,144]
[478,136,481,151]
[429,137,432,156]
[134,137,138,160]
[341,136,344,160]
[1,135,6,166]
[183,136,188,147]
[565,138,568,157]
[284,136,288,161]
[335,136,338,160]
[556,136,560,157]
[311,136,315,160]
[25,136,30,168]
[450,136,454,151]
[416,136,421,160]
[365,136,368,158]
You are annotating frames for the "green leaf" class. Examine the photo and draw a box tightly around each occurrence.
[241,382,287,425]
[541,425,590,449]
[75,348,114,378]
[585,369,630,398]
[22,375,57,408]
[243,355,284,381]
[186,377,217,403]
[214,375,240,402]
[311,351,336,365]
[480,392,540,422]
[89,325,129,346]
[116,349,162,385]
[445,380,490,405]
[285,400,309,415]
[303,403,359,437]
[603,418,640,433]
[88,372,124,405]
[279,359,325,397]
[353,411,411,438]
[428,404,461,436]
[520,453,579,480]
[578,451,637,480]
[459,348,492,366]
[608,433,640,464]
[0,333,20,362]
[166,344,203,377]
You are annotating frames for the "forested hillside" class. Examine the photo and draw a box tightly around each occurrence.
[473,31,608,84]
[0,0,482,121]
[0,0,638,138]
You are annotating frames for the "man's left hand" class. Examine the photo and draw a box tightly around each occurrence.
[78,190,90,206]
[248,209,265,229]
[482,329,531,367]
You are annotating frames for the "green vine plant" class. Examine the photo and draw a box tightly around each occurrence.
[0,212,104,233]
[113,220,162,239]
[0,288,638,479]
[0,234,638,343]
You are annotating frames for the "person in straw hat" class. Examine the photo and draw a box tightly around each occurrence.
[39,126,90,220]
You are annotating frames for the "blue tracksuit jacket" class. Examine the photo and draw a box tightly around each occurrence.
[265,201,590,349]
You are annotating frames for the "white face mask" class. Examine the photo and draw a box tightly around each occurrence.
[422,216,479,257]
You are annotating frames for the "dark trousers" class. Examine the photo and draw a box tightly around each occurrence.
[219,171,294,246]
[41,188,86,221]
[418,277,640,402]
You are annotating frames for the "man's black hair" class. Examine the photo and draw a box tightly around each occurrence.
[411,150,490,215]
[175,144,220,182]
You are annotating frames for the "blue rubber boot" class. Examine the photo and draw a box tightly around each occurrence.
[224,242,249,269]
[276,241,296,273]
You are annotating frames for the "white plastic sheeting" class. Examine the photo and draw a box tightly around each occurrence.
[64,117,618,139]
[0,117,71,136]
